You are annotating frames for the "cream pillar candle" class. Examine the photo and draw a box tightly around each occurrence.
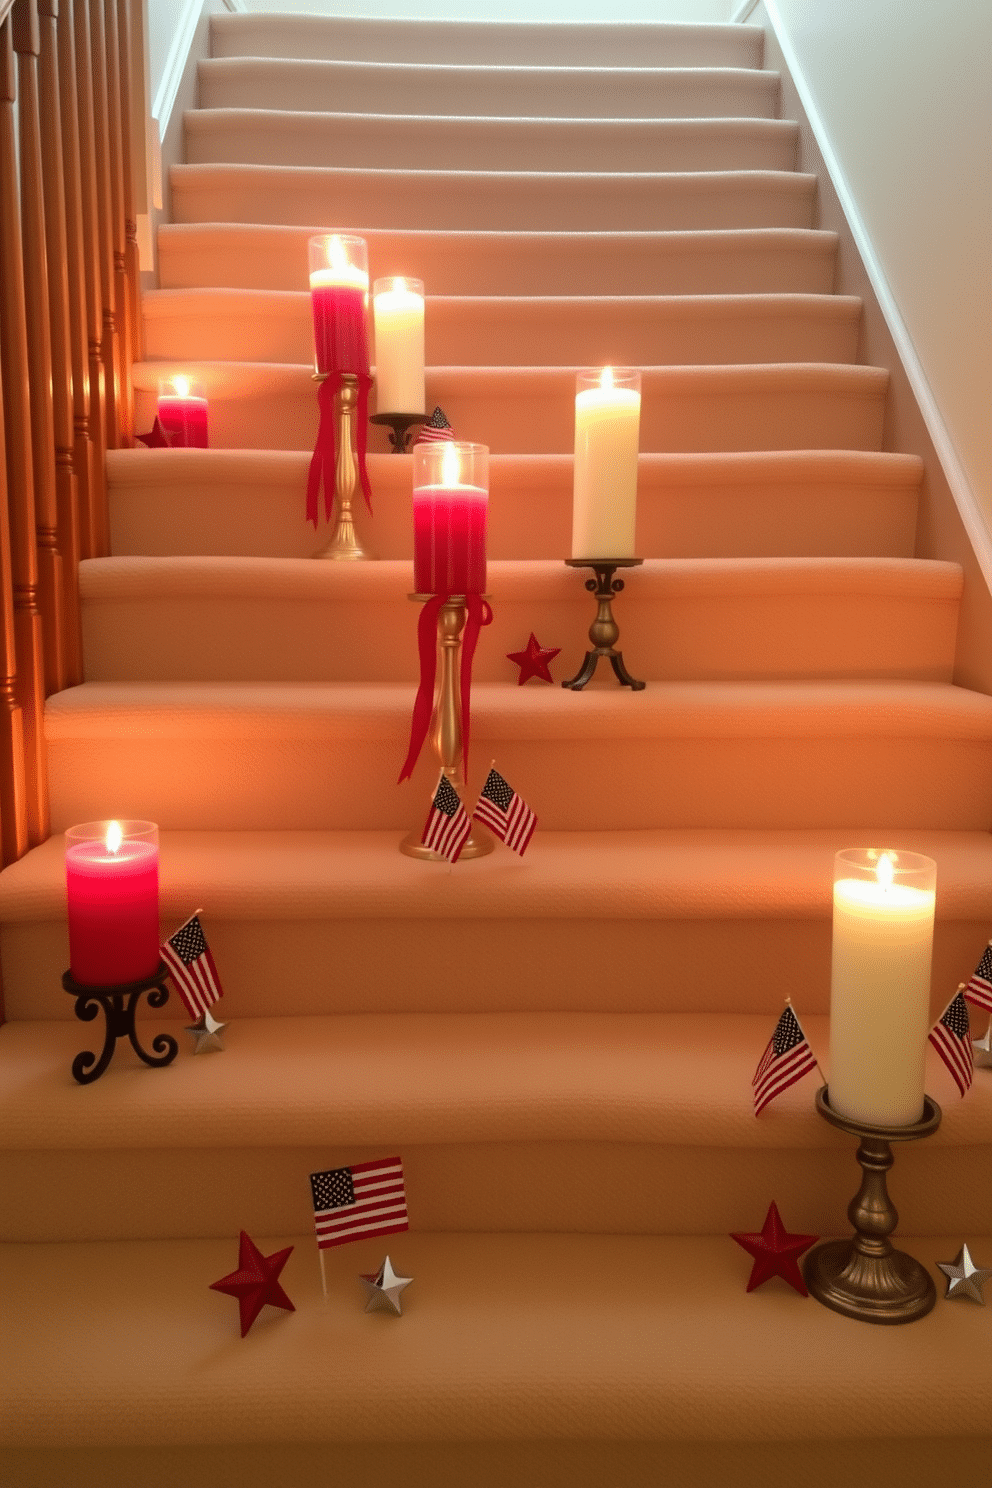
[373,277,425,414]
[829,849,936,1126]
[571,367,641,558]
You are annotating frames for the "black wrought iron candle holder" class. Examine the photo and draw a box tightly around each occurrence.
[562,558,645,691]
[802,1085,942,1324]
[369,412,429,453]
[62,961,178,1084]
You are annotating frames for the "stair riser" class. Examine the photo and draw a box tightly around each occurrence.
[107,459,920,562]
[197,59,781,121]
[80,590,958,686]
[3,913,985,1022]
[132,371,886,455]
[3,1139,986,1242]
[184,114,799,176]
[171,166,816,233]
[143,295,861,367]
[158,226,840,296]
[45,734,992,833]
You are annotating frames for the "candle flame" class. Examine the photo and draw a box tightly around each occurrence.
[328,235,347,272]
[172,375,190,399]
[105,821,123,855]
[440,442,461,487]
[876,851,896,890]
[599,367,615,390]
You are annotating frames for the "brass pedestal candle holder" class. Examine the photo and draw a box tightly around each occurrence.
[562,558,645,690]
[314,372,372,560]
[400,595,494,861]
[802,1086,942,1324]
[63,961,178,1084]
[369,411,429,452]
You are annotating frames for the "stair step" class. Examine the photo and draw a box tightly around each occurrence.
[209,13,766,70]
[79,556,960,686]
[2,1012,988,1241]
[2,1230,988,1481]
[42,680,992,834]
[107,449,922,562]
[142,289,862,367]
[170,164,817,234]
[197,57,782,121]
[184,110,799,176]
[157,224,841,296]
[131,361,888,455]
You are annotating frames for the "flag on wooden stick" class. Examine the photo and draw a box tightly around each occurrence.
[752,1002,819,1115]
[420,773,472,862]
[964,942,992,1013]
[309,1157,409,1251]
[473,765,537,856]
[928,989,974,1097]
[160,912,223,1018]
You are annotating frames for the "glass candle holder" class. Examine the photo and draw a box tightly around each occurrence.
[308,233,370,377]
[413,441,488,596]
[65,820,160,986]
[829,848,937,1126]
[572,367,641,559]
[157,376,208,448]
[372,276,425,414]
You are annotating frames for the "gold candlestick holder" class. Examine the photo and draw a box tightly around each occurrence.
[314,372,372,560]
[802,1085,942,1324]
[400,595,494,861]
[369,411,429,452]
[562,558,645,690]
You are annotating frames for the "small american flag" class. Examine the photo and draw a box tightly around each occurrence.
[415,405,455,444]
[473,766,537,856]
[309,1157,408,1250]
[929,990,974,1097]
[421,773,471,862]
[964,942,992,1013]
[160,913,223,1018]
[752,1003,818,1115]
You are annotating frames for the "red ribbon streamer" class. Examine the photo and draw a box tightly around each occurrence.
[306,372,374,528]
[398,592,493,784]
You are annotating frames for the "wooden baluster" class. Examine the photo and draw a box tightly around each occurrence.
[0,16,50,845]
[117,0,142,366]
[57,0,97,565]
[72,0,108,555]
[13,0,66,697]
[0,367,29,867]
[103,0,132,443]
[38,0,82,685]
[87,0,122,453]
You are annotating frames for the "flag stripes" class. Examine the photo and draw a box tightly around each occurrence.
[964,942,992,1013]
[421,774,471,862]
[472,767,537,856]
[310,1157,409,1251]
[752,1004,818,1115]
[929,990,974,1097]
[160,913,223,1018]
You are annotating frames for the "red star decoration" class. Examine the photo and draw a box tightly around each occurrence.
[730,1201,818,1296]
[209,1231,296,1337]
[135,416,174,448]
[507,633,561,685]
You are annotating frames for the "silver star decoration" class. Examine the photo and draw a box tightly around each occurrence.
[184,1007,226,1054]
[937,1243,992,1305]
[359,1255,413,1315]
[973,1019,992,1070]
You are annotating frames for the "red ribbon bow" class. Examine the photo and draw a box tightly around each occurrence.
[398,592,493,784]
[306,372,373,527]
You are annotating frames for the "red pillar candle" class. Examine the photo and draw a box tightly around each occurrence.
[65,820,160,985]
[157,376,209,448]
[413,442,488,595]
[308,234,370,376]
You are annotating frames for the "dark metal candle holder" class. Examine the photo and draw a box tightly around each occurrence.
[62,961,178,1084]
[802,1085,942,1324]
[562,558,645,691]
[369,412,429,453]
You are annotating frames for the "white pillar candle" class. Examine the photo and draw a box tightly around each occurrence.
[373,276,425,414]
[571,367,641,559]
[829,848,936,1126]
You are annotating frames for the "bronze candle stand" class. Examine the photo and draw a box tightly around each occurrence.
[401,595,494,861]
[802,1085,942,1324]
[314,372,371,560]
[562,558,645,690]
[62,961,178,1084]
[369,411,429,452]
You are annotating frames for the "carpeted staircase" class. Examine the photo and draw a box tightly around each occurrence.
[0,12,989,1486]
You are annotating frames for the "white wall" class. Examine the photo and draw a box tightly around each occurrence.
[239,1,734,20]
[766,0,992,538]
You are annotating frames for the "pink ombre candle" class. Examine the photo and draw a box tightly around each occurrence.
[65,820,160,985]
[309,234,370,376]
[157,376,209,448]
[413,442,488,595]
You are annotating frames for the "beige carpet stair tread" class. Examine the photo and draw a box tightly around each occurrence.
[157,224,841,295]
[131,361,888,454]
[210,12,766,69]
[142,289,862,366]
[3,1232,989,1452]
[107,447,921,562]
[170,164,817,233]
[197,57,782,120]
